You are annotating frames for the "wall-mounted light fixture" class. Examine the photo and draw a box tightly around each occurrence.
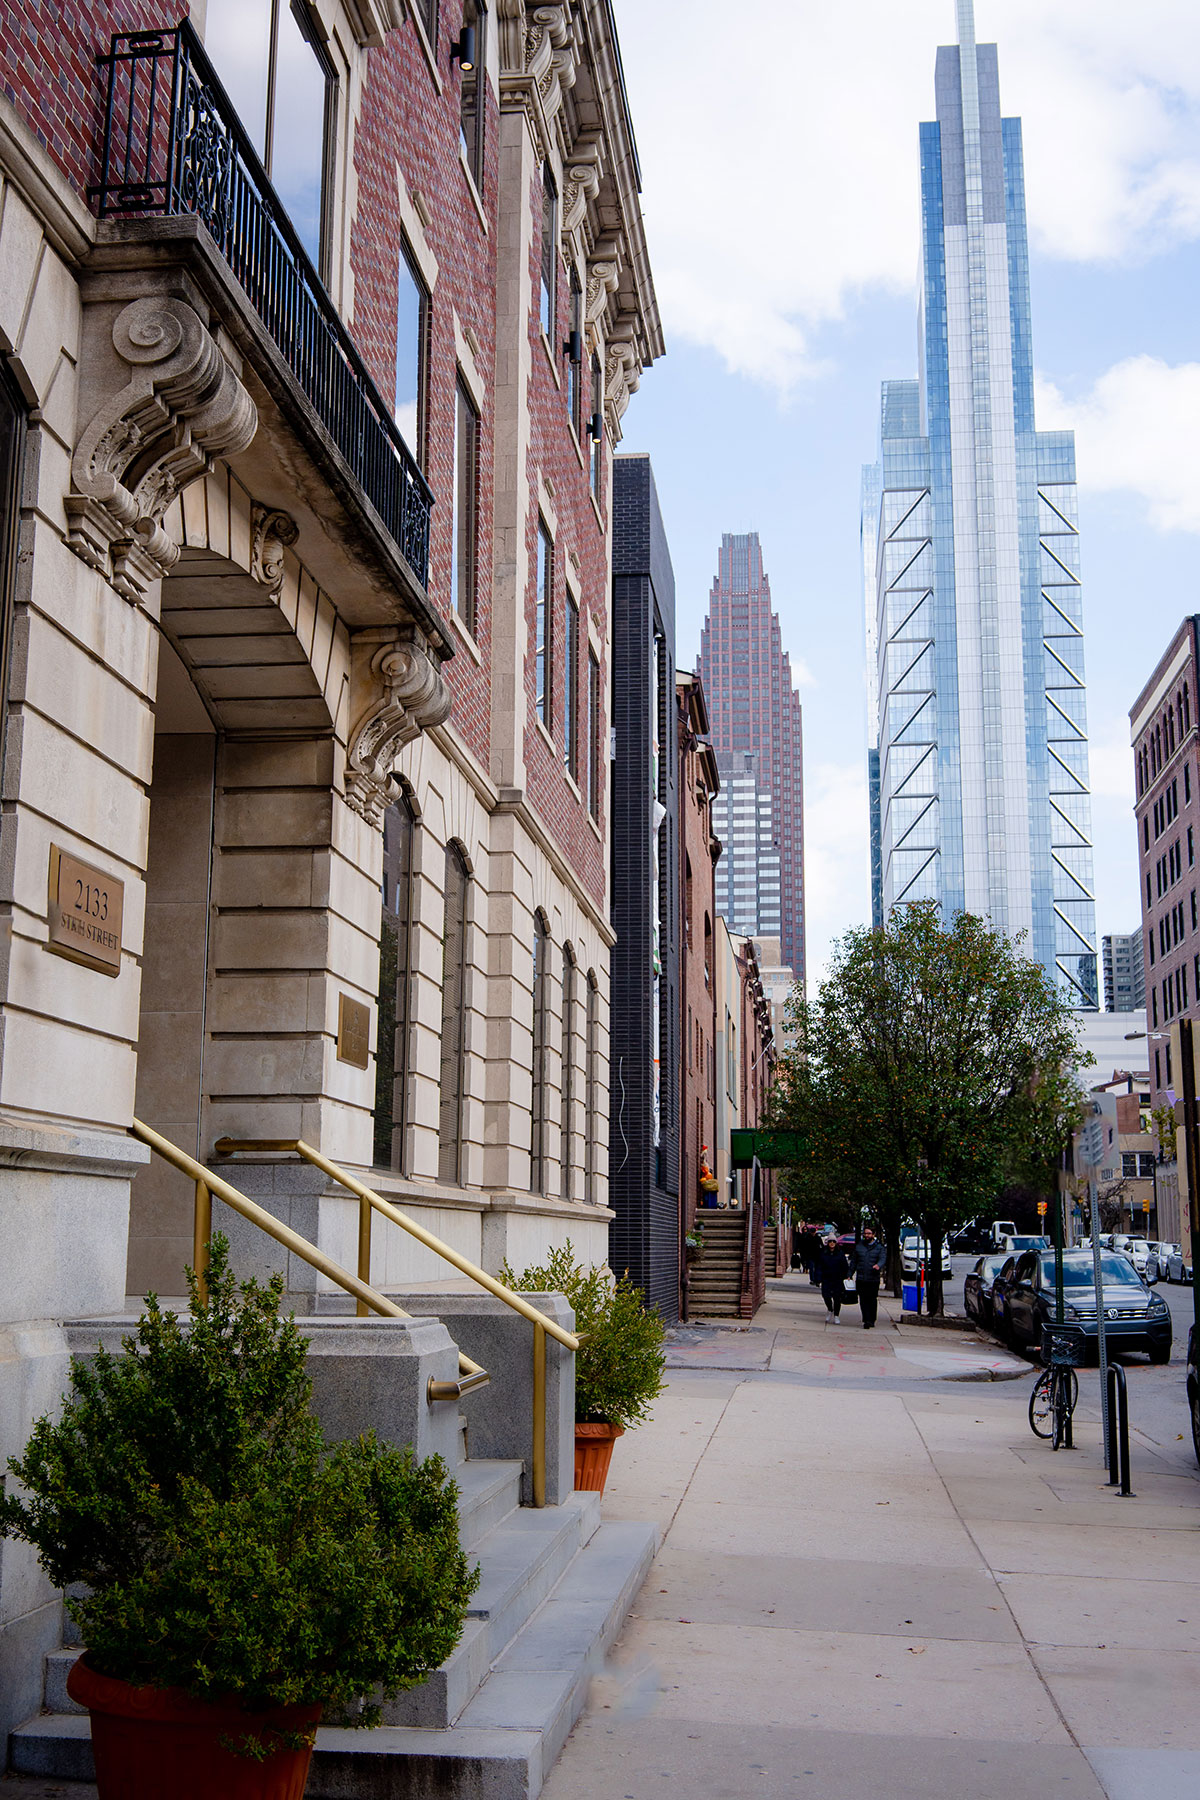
[587,411,603,442]
[563,328,583,363]
[450,24,476,69]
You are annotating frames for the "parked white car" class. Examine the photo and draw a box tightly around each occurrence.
[1122,1238,1155,1279]
[901,1234,952,1277]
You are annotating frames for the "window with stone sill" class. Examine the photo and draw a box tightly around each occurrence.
[395,243,430,468]
[585,970,600,1203]
[375,790,417,1172]
[412,0,438,45]
[0,365,25,789]
[560,944,576,1200]
[452,375,479,631]
[540,165,557,340]
[438,843,470,1184]
[531,911,552,1194]
[204,0,337,278]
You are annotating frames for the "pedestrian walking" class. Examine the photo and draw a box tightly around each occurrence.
[850,1226,885,1329]
[817,1235,850,1322]
[805,1228,822,1286]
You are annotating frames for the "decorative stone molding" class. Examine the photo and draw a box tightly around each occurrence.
[562,140,602,235]
[68,296,257,602]
[604,335,641,424]
[499,0,577,137]
[346,627,452,824]
[250,504,300,594]
[585,256,620,327]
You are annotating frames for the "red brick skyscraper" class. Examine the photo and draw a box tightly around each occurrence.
[698,533,806,988]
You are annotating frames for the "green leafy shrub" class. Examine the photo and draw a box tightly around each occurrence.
[500,1244,666,1431]
[0,1237,477,1722]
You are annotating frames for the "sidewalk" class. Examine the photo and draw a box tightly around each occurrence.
[542,1274,1200,1800]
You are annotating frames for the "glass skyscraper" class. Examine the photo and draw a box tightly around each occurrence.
[863,0,1098,1007]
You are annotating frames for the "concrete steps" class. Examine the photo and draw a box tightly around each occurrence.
[10,1497,658,1800]
[688,1211,748,1317]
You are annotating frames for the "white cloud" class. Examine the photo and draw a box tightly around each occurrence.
[614,0,1200,388]
[1037,357,1200,532]
[801,761,872,990]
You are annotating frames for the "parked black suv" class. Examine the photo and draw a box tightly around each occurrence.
[999,1249,1172,1364]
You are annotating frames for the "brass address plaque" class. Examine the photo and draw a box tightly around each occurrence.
[46,846,124,977]
[337,993,371,1069]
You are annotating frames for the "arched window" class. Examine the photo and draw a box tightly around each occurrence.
[585,970,600,1204]
[374,790,416,1169]
[438,843,470,1183]
[703,913,712,990]
[560,944,576,1199]
[531,911,551,1192]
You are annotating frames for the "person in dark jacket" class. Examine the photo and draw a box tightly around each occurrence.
[850,1226,885,1329]
[817,1235,850,1322]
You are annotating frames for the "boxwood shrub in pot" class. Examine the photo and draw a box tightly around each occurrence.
[0,1236,478,1798]
[500,1243,666,1494]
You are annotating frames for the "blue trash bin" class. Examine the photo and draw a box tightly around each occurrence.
[902,1281,920,1312]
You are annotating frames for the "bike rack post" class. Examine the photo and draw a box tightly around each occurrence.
[1106,1363,1133,1496]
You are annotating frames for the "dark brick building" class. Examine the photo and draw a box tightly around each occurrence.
[608,454,680,1314]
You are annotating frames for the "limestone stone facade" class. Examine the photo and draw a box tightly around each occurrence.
[0,0,660,1750]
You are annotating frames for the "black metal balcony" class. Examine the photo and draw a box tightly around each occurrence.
[94,22,432,588]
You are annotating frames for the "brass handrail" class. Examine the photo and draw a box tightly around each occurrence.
[129,1118,488,1383]
[214,1138,581,1352]
[214,1135,581,1507]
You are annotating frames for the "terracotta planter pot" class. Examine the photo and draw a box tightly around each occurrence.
[66,1655,321,1800]
[574,1421,625,1494]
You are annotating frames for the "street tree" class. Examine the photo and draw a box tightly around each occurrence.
[768,902,1086,1314]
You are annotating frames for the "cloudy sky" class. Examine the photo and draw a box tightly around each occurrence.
[611,0,1200,988]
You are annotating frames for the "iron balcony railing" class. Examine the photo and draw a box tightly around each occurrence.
[93,21,432,586]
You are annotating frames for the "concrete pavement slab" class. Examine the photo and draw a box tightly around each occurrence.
[665,1493,988,1565]
[1032,1645,1200,1747]
[970,1518,1200,1581]
[999,1570,1200,1652]
[635,1548,1018,1641]
[541,1720,1108,1800]
[591,1618,1069,1741]
[1085,1747,1200,1798]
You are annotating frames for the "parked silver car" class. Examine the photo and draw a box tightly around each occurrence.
[1147,1241,1180,1283]
[1167,1243,1193,1285]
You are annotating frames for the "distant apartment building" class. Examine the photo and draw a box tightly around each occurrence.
[697,532,806,989]
[1131,617,1200,1103]
[1103,931,1145,1014]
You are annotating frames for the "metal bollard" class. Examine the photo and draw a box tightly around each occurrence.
[1105,1363,1133,1497]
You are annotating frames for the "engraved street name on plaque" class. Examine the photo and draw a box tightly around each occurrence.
[47,846,124,977]
[337,993,371,1069]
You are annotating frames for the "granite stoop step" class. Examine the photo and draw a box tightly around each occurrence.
[11,1488,657,1800]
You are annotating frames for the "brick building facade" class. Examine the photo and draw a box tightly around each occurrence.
[0,0,660,1745]
[1131,617,1200,1104]
[677,672,720,1243]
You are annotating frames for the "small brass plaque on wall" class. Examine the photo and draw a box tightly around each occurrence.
[337,993,371,1069]
[47,846,124,977]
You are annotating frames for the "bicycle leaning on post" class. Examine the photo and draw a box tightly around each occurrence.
[1029,1322,1086,1449]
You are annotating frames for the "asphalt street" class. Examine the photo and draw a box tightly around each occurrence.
[945,1253,1200,1479]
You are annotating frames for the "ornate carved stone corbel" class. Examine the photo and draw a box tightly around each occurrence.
[562,140,602,235]
[345,626,452,824]
[499,1,577,135]
[67,296,257,602]
[250,504,300,595]
[585,255,620,327]
[604,334,642,425]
